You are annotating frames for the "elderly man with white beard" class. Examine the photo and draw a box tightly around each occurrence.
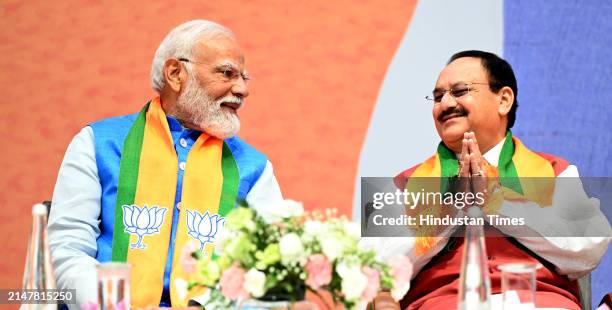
[47,20,283,309]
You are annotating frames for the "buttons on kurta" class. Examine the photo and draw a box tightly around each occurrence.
[179,138,187,148]
[179,162,186,170]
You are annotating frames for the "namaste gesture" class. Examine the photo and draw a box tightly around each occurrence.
[457,131,489,208]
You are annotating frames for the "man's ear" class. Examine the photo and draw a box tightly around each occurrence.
[163,58,184,93]
[498,86,514,117]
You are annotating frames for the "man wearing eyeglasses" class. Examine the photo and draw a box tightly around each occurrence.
[47,20,283,309]
[370,51,609,309]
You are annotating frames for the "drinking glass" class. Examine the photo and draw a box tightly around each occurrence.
[97,262,131,310]
[499,263,541,310]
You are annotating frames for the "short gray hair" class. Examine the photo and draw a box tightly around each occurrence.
[150,20,235,93]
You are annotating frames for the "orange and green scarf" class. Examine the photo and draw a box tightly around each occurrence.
[110,97,239,307]
[402,132,559,254]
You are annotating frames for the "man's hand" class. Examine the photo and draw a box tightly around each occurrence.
[459,132,489,207]
[465,132,488,204]
[455,132,473,209]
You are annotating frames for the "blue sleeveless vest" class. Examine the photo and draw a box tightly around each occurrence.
[89,112,268,262]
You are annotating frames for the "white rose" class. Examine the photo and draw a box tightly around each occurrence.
[336,263,367,301]
[304,220,323,235]
[260,199,305,223]
[391,281,411,301]
[320,235,345,261]
[243,268,267,298]
[342,221,361,240]
[213,226,235,256]
[279,233,304,264]
[303,220,328,242]
[173,278,188,301]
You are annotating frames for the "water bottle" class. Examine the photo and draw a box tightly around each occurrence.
[21,203,57,310]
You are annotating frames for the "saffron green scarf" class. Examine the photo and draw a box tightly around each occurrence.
[110,97,239,307]
[405,132,557,254]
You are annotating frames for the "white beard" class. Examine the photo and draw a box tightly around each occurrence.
[175,76,241,139]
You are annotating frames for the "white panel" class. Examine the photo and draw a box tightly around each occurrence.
[353,0,504,219]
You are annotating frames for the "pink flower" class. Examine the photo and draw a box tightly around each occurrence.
[81,301,98,310]
[389,255,413,282]
[389,255,413,300]
[361,266,380,302]
[115,300,125,310]
[180,240,199,274]
[220,263,249,300]
[305,254,332,290]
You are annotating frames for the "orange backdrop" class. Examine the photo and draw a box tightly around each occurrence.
[0,0,416,291]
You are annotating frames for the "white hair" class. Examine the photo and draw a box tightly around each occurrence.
[150,20,235,93]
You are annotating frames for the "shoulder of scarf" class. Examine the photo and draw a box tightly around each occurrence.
[223,136,267,164]
[393,154,438,189]
[533,151,570,176]
[513,136,570,177]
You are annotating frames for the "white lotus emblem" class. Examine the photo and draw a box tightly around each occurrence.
[122,204,167,249]
[186,210,225,251]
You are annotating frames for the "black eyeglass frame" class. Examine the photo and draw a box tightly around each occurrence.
[177,58,251,83]
[426,82,490,104]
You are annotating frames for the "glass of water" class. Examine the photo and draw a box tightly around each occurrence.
[498,263,541,310]
[97,262,131,310]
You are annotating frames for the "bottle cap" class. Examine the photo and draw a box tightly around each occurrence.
[32,203,48,216]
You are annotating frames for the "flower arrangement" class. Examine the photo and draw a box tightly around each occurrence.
[180,200,413,309]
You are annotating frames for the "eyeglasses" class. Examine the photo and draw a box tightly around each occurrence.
[426,82,489,104]
[178,58,251,83]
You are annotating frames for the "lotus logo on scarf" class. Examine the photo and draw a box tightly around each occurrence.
[122,204,168,249]
[186,210,225,251]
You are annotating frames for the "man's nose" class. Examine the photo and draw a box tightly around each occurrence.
[231,77,249,98]
[439,92,457,109]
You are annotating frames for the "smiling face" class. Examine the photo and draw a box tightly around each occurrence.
[432,57,508,153]
[174,35,250,138]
